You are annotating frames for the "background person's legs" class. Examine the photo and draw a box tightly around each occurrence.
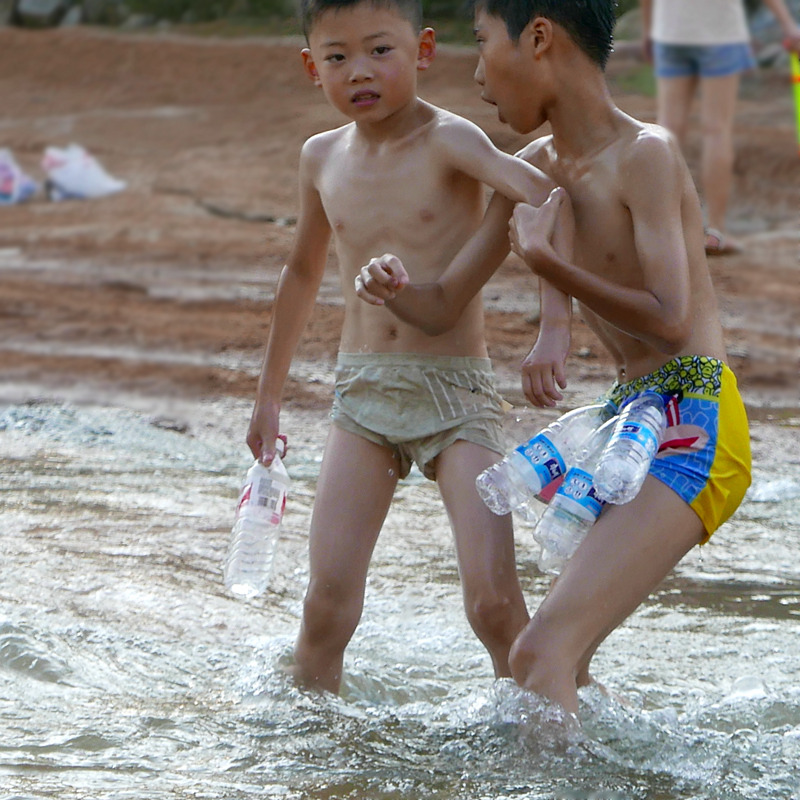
[656,73,698,147]
[699,72,742,252]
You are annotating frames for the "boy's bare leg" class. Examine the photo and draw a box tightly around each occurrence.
[509,476,704,714]
[292,425,399,693]
[435,440,530,678]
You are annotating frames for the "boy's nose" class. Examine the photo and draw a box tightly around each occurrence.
[348,57,373,82]
[473,59,485,86]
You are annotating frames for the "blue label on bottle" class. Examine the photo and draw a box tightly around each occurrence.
[515,434,567,489]
[557,467,604,518]
[617,422,659,457]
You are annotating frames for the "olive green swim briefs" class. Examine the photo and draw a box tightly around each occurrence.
[331,352,506,480]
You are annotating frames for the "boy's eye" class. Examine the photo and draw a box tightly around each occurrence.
[324,53,345,63]
[373,45,392,55]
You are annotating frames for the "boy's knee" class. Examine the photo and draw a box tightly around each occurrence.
[302,579,362,645]
[465,587,523,643]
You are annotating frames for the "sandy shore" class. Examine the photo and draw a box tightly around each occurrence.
[0,27,797,420]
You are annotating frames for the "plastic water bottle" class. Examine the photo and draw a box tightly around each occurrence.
[532,418,616,574]
[223,441,290,598]
[593,390,666,505]
[475,401,616,522]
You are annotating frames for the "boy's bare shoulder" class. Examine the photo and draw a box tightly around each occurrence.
[427,102,475,128]
[622,120,683,172]
[615,118,687,198]
[515,135,555,170]
[425,102,495,146]
[300,122,354,164]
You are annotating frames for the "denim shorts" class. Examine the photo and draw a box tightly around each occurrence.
[653,42,756,79]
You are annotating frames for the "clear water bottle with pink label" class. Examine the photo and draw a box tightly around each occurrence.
[223,441,290,599]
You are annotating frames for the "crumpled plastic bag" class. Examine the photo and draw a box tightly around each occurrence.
[0,149,39,205]
[42,143,127,201]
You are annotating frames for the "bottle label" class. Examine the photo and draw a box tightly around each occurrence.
[237,474,287,526]
[616,421,659,457]
[556,467,604,522]
[515,433,567,490]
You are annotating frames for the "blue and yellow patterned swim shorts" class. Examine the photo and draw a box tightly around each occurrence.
[604,356,751,541]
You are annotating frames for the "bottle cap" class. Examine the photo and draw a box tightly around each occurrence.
[619,389,664,410]
[640,389,665,404]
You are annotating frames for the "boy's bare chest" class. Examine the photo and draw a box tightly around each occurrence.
[563,180,636,277]
[551,151,638,276]
[316,151,479,244]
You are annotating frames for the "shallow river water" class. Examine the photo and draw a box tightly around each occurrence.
[1,396,799,800]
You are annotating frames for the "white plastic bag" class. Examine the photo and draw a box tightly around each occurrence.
[0,149,39,205]
[42,143,126,201]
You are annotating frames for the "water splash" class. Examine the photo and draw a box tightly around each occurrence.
[1,400,799,799]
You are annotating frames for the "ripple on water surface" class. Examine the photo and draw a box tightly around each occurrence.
[0,400,799,799]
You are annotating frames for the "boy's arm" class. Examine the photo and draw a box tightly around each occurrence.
[437,114,554,206]
[522,280,571,407]
[356,191,515,332]
[521,197,575,407]
[355,130,561,321]
[355,190,576,406]
[510,138,693,354]
[247,142,332,465]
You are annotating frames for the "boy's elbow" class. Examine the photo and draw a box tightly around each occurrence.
[655,314,692,354]
[418,312,458,336]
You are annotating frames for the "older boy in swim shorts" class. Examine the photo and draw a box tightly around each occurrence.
[355,0,751,716]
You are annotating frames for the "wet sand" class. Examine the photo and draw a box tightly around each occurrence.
[0,27,798,424]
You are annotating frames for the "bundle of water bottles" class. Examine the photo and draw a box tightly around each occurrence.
[476,391,667,575]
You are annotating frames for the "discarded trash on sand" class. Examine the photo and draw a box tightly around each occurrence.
[0,149,39,205]
[42,143,127,201]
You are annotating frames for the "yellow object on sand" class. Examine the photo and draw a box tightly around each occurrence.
[792,52,800,155]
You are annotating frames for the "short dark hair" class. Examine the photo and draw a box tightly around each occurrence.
[300,0,423,39]
[473,0,616,69]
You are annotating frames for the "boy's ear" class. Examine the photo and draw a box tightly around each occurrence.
[301,48,323,86]
[524,16,554,60]
[417,27,436,71]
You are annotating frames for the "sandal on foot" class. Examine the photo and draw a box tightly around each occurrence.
[705,227,742,256]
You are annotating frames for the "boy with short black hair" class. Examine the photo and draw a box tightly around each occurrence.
[356,0,752,715]
[247,0,558,693]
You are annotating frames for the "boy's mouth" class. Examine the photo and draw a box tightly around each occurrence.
[351,90,380,107]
